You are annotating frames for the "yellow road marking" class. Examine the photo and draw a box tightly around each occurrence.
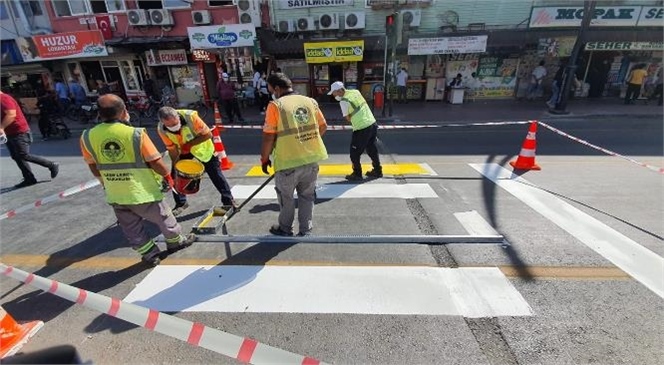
[0,254,630,280]
[245,163,430,177]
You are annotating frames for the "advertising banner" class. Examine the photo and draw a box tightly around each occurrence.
[408,36,488,56]
[16,30,107,62]
[277,0,353,9]
[538,37,577,57]
[304,40,364,63]
[187,24,256,49]
[585,41,664,51]
[529,6,642,28]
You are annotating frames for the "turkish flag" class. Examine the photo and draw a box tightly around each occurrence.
[96,15,113,40]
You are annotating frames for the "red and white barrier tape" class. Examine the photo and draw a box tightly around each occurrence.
[221,121,530,131]
[0,179,101,221]
[537,121,664,174]
[0,263,326,365]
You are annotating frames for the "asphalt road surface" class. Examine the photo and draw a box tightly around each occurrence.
[0,116,662,365]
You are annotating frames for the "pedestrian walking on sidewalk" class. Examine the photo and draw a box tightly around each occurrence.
[396,68,409,103]
[527,60,547,100]
[216,72,244,123]
[624,64,648,105]
[0,90,59,188]
[157,106,237,217]
[328,81,383,181]
[80,94,196,266]
[547,61,566,109]
[261,72,328,237]
[650,69,663,106]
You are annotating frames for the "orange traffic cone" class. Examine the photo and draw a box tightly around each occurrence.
[212,125,234,170]
[509,121,541,171]
[213,102,224,132]
[0,306,44,359]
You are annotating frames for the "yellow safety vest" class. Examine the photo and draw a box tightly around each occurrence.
[158,110,215,163]
[81,123,163,205]
[271,94,328,171]
[341,89,375,131]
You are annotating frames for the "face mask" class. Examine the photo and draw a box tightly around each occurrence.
[272,94,278,101]
[335,96,342,101]
[166,122,181,132]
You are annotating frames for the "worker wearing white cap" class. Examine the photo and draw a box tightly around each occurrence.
[328,81,382,181]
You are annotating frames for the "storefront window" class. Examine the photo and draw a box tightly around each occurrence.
[163,0,191,9]
[120,60,139,91]
[170,65,200,105]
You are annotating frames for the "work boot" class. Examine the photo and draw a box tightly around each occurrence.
[50,163,60,179]
[166,233,197,254]
[171,202,189,216]
[141,246,162,267]
[345,171,363,181]
[365,168,383,179]
[269,225,293,236]
[14,179,37,189]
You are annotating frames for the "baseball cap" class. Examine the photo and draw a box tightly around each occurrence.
[327,81,345,95]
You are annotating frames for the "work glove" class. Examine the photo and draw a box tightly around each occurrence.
[261,158,272,175]
[162,175,175,193]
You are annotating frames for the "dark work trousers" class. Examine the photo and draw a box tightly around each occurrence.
[350,123,381,174]
[221,99,244,123]
[172,153,234,207]
[38,115,51,138]
[6,132,56,183]
[624,83,642,104]
[651,84,663,105]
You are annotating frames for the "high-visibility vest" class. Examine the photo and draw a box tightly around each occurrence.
[271,94,328,172]
[341,89,375,131]
[158,110,214,163]
[81,123,163,205]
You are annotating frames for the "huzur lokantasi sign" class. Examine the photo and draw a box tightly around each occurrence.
[304,40,364,63]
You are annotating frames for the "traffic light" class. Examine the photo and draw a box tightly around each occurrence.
[385,14,396,38]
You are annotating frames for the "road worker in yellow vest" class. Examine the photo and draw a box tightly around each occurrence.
[328,81,383,181]
[80,94,196,266]
[157,106,237,216]
[261,72,328,236]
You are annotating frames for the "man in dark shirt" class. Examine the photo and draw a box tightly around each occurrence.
[1,91,59,188]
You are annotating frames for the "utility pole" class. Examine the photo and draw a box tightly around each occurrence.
[551,0,596,114]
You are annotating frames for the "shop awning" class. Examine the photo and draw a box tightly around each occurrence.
[105,36,189,46]
[0,63,49,77]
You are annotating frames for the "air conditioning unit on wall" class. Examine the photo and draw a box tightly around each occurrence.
[344,12,365,30]
[318,13,339,30]
[401,9,422,27]
[149,9,174,26]
[278,19,295,33]
[234,0,261,27]
[296,17,316,32]
[127,9,150,26]
[192,10,211,25]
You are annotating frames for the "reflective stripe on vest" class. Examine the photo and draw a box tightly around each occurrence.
[159,110,214,163]
[82,123,163,205]
[271,95,328,172]
[341,89,375,131]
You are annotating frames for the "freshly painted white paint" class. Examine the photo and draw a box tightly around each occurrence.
[124,265,532,317]
[470,163,664,299]
[231,183,439,199]
[419,163,438,176]
[454,211,499,236]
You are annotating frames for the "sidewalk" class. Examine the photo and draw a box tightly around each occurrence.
[56,97,663,133]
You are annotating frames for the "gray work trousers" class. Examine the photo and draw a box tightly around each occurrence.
[274,163,319,235]
[112,200,182,250]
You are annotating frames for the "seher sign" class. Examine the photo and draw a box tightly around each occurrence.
[187,24,256,49]
[585,41,664,51]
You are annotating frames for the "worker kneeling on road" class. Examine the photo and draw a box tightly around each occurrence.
[328,81,382,181]
[157,106,237,216]
[261,72,328,237]
[80,94,196,266]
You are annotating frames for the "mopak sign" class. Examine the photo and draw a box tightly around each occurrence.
[530,6,664,27]
[304,40,364,63]
[187,24,256,49]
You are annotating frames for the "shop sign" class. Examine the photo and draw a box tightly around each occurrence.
[16,30,107,62]
[145,49,188,66]
[187,24,256,49]
[585,41,664,51]
[304,40,364,63]
[277,0,352,9]
[407,36,487,56]
[529,6,642,28]
[637,7,663,26]
[191,49,216,62]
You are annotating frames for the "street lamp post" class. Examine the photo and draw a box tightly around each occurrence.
[551,0,597,115]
